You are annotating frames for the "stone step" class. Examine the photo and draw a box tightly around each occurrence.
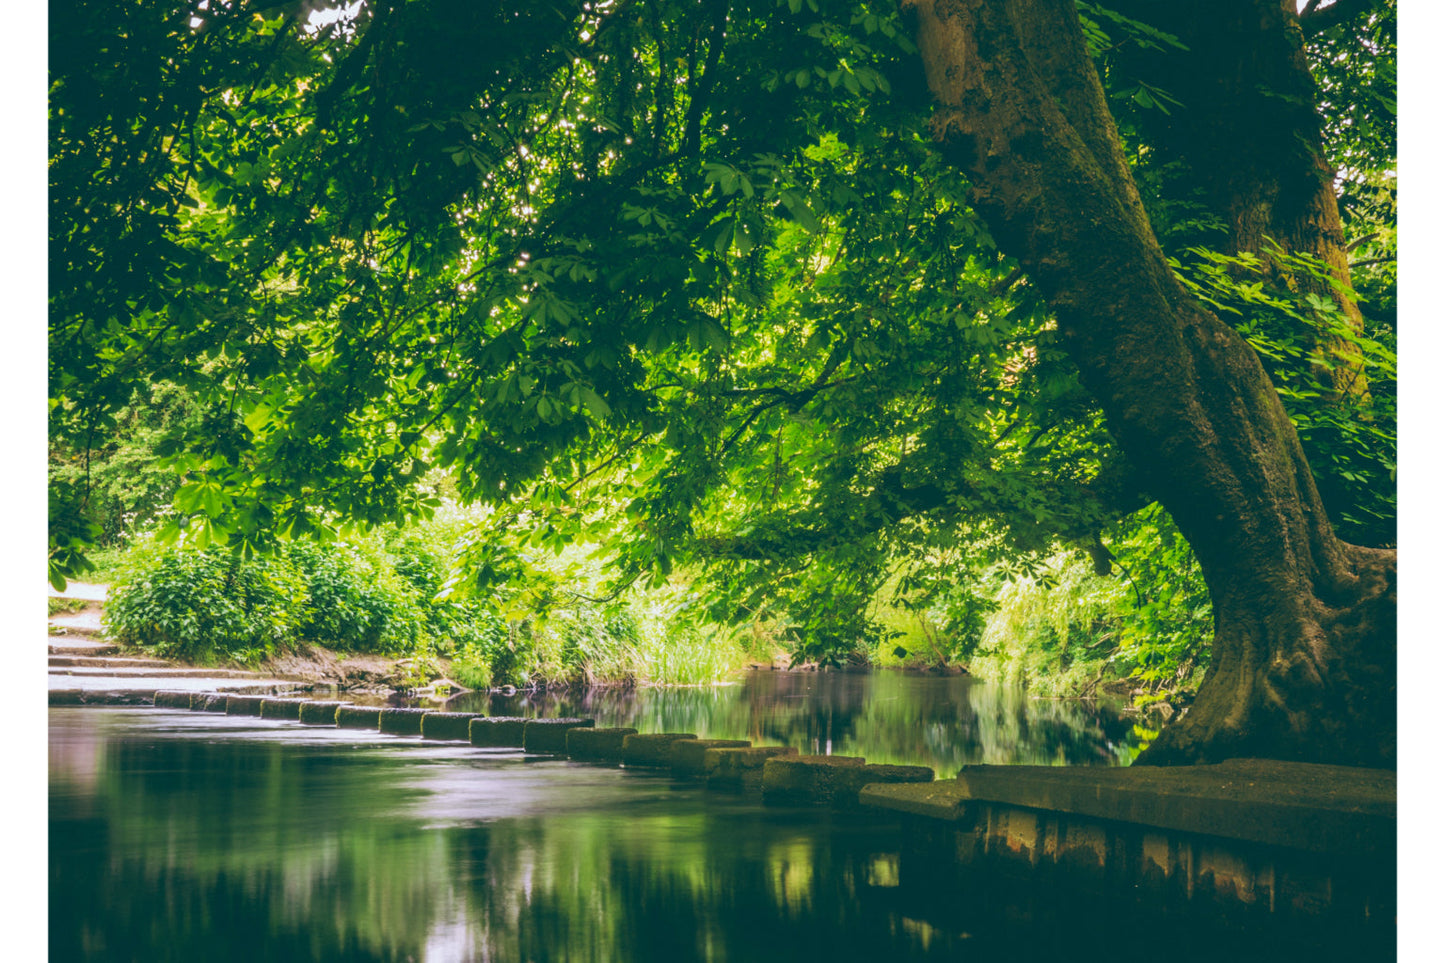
[48,641,121,657]
[48,666,273,680]
[49,656,175,669]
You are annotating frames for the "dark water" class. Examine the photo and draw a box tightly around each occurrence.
[50,673,1153,961]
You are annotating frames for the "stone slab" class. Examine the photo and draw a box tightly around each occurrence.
[420,712,484,741]
[224,695,266,716]
[336,706,384,729]
[298,702,349,725]
[522,718,595,753]
[53,667,269,679]
[470,716,530,748]
[50,656,174,669]
[621,733,697,767]
[671,739,752,775]
[191,693,229,712]
[858,759,1395,856]
[153,690,194,709]
[49,688,152,706]
[567,727,638,761]
[705,746,798,790]
[48,642,121,657]
[259,698,307,720]
[378,708,427,735]
[761,755,870,805]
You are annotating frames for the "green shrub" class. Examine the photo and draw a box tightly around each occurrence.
[285,541,426,653]
[105,547,308,663]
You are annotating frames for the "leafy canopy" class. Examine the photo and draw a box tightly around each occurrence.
[50,0,1396,660]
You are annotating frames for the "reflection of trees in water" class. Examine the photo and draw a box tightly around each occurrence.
[458,671,1143,772]
[449,805,962,962]
[49,723,463,961]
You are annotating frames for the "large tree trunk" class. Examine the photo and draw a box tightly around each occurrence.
[1102,0,1370,400]
[906,0,1395,767]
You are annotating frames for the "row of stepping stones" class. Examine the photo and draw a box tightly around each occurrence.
[153,691,935,809]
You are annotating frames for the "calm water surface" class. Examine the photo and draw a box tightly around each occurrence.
[50,672,1149,961]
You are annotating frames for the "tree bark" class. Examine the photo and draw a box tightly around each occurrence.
[906,0,1394,767]
[1103,0,1370,399]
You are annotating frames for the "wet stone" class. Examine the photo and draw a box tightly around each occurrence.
[225,695,266,716]
[49,689,153,706]
[153,690,193,709]
[336,706,384,729]
[378,708,427,735]
[761,755,871,805]
[671,739,752,776]
[705,746,800,791]
[191,692,229,712]
[470,716,530,748]
[259,698,307,720]
[621,733,698,768]
[567,727,639,762]
[298,702,348,725]
[522,718,595,753]
[420,712,484,741]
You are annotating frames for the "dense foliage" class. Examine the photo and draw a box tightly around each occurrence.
[52,1,1396,699]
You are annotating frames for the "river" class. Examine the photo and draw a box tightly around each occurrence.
[50,671,1155,961]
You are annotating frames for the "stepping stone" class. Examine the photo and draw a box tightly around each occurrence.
[671,739,752,776]
[470,717,530,748]
[191,693,229,712]
[621,733,697,768]
[225,695,266,716]
[153,690,193,709]
[763,756,933,807]
[567,726,638,761]
[260,698,307,720]
[49,688,152,706]
[336,706,383,728]
[705,746,799,791]
[521,718,595,753]
[378,707,427,735]
[298,702,350,725]
[420,712,484,741]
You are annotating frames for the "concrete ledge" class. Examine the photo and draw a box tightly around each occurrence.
[378,708,427,735]
[153,690,193,709]
[259,698,306,720]
[858,759,1395,856]
[671,739,751,775]
[336,706,383,729]
[470,717,529,748]
[567,727,638,761]
[224,695,266,716]
[522,718,595,753]
[705,746,798,790]
[621,733,697,767]
[420,712,483,741]
[191,693,229,712]
[298,701,348,725]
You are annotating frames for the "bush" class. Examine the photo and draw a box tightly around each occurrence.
[105,548,309,663]
[285,541,427,653]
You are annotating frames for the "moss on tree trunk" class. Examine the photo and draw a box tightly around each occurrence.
[907,0,1394,767]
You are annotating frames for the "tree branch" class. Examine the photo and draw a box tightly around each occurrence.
[1300,0,1379,37]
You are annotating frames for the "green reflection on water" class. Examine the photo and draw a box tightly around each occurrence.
[49,709,961,962]
[445,670,1145,770]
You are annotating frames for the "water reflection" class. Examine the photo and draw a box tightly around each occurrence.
[440,670,1145,770]
[50,709,962,961]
